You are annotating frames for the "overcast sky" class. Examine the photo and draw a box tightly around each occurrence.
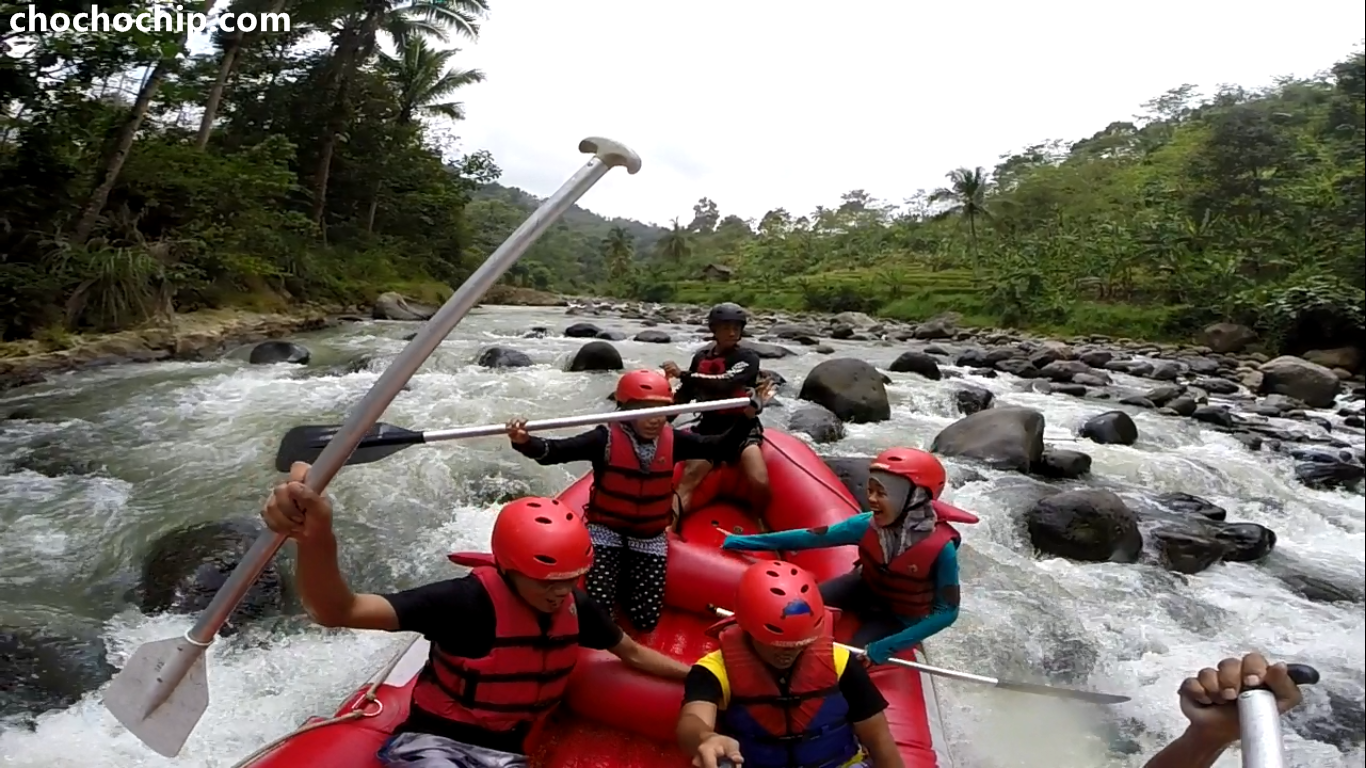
[440,0,1364,226]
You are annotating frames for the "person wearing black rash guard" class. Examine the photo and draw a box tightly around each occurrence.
[664,302,770,517]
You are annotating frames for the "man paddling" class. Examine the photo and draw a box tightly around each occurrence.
[665,302,771,516]
[262,466,689,768]
[676,561,905,768]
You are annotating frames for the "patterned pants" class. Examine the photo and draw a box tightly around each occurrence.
[377,733,528,768]
[585,522,668,632]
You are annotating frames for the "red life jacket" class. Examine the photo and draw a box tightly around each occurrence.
[409,566,580,733]
[585,422,676,537]
[695,352,749,415]
[717,625,858,768]
[857,521,960,618]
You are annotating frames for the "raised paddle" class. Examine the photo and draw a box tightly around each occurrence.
[1237,663,1319,768]
[274,396,756,470]
[709,606,1130,705]
[102,137,643,758]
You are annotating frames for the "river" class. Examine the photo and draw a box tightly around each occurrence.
[1,306,1362,767]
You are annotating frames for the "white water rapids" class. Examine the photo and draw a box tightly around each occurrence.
[1,306,1362,767]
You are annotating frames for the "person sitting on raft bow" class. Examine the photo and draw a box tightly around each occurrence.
[505,368,772,634]
[665,302,771,517]
[262,469,690,768]
[677,560,905,768]
[720,448,961,665]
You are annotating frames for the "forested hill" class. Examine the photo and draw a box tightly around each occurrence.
[466,47,1365,353]
[0,0,1361,357]
[461,181,668,293]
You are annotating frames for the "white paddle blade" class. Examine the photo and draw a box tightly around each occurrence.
[102,636,210,757]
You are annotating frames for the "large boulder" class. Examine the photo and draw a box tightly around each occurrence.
[372,292,436,321]
[888,351,941,380]
[787,403,845,444]
[798,358,891,423]
[568,341,623,372]
[476,346,533,369]
[930,406,1045,473]
[1200,323,1257,354]
[1078,411,1138,446]
[248,340,310,365]
[0,628,116,722]
[1258,356,1342,408]
[137,519,285,635]
[1025,489,1143,563]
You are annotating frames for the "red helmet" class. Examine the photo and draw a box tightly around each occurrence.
[491,497,593,581]
[733,560,827,647]
[870,447,946,500]
[615,369,673,405]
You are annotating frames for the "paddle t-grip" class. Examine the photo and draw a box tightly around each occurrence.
[1237,663,1319,768]
[578,137,642,174]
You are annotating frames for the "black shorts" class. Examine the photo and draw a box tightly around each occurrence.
[696,418,764,465]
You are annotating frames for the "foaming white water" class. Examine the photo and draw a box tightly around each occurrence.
[1,308,1362,767]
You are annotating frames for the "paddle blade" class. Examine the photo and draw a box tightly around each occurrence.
[102,636,210,757]
[996,680,1131,705]
[274,422,420,471]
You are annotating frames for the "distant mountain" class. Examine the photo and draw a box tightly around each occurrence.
[472,182,668,250]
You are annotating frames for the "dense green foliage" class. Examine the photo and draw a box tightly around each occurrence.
[1,0,499,341]
[3,3,1362,353]
[485,50,1365,350]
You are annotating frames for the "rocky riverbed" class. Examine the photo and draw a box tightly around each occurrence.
[1,298,1362,767]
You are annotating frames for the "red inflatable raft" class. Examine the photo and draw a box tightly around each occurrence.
[238,430,975,768]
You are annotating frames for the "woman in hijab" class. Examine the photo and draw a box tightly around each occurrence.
[720,448,963,665]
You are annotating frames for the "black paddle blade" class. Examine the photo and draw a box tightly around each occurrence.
[274,422,423,471]
[996,680,1131,705]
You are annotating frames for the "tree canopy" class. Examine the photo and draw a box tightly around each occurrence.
[2,4,1362,353]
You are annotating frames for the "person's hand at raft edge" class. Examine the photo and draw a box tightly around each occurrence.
[505,418,530,445]
[1142,652,1307,768]
[692,732,743,768]
[262,460,333,540]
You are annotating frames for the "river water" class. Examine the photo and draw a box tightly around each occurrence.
[0,306,1362,768]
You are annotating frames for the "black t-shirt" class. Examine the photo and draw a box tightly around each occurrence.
[674,344,763,434]
[383,574,624,754]
[681,654,888,725]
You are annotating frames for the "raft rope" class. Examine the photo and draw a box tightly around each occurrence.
[227,634,422,768]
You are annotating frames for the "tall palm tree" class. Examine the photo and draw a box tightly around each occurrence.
[309,0,488,236]
[363,38,482,232]
[928,166,991,278]
[656,218,690,263]
[74,0,220,241]
[378,39,485,125]
[195,0,291,149]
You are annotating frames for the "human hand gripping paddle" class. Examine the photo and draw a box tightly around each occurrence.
[274,397,756,470]
[102,138,642,758]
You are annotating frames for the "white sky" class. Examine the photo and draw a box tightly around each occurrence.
[444,0,1365,226]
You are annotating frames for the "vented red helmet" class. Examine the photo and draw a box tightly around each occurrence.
[491,497,593,581]
[870,447,947,500]
[615,369,673,405]
[733,560,827,647]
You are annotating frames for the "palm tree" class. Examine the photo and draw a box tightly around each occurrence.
[362,38,482,232]
[309,0,488,236]
[656,218,690,263]
[379,39,485,125]
[195,0,290,149]
[928,166,991,279]
[74,0,221,241]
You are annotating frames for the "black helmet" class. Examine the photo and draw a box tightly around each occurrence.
[707,302,747,327]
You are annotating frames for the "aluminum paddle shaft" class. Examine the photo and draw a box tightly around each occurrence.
[103,138,641,758]
[1238,664,1320,768]
[426,397,753,442]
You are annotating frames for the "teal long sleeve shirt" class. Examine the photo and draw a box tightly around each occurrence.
[721,512,960,657]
